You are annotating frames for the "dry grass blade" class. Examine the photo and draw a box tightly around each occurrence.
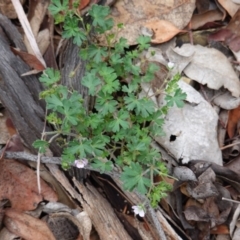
[10,0,46,68]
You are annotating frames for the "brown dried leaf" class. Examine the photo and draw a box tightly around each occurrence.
[11,0,46,67]
[11,47,45,71]
[5,134,24,152]
[209,28,233,42]
[191,10,224,30]
[184,205,210,222]
[4,208,55,240]
[215,186,232,225]
[211,224,229,234]
[144,20,184,44]
[100,0,195,45]
[37,29,50,55]
[0,0,24,19]
[187,182,219,199]
[227,105,240,138]
[78,0,90,10]
[209,9,240,52]
[0,159,58,211]
[217,0,240,17]
[27,0,49,38]
[196,0,210,13]
[202,197,219,224]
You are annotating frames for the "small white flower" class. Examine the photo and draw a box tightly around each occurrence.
[167,61,175,69]
[74,159,88,168]
[132,205,145,217]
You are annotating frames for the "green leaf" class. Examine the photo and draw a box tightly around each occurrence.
[99,66,120,94]
[137,36,151,51]
[61,93,83,126]
[110,53,123,65]
[127,139,148,152]
[66,139,93,158]
[95,93,118,116]
[122,76,140,94]
[39,68,61,87]
[108,110,130,132]
[114,37,128,54]
[48,0,68,16]
[123,55,140,75]
[165,88,186,108]
[89,4,113,32]
[165,73,181,94]
[111,128,128,141]
[45,94,63,111]
[79,48,88,61]
[88,45,108,63]
[82,71,102,95]
[46,112,62,125]
[109,53,124,75]
[124,95,155,117]
[142,63,160,82]
[149,182,171,208]
[62,147,77,164]
[91,135,109,156]
[121,163,151,194]
[62,15,80,39]
[73,30,87,46]
[85,113,104,129]
[124,94,140,111]
[99,66,114,77]
[91,159,113,173]
[32,140,49,154]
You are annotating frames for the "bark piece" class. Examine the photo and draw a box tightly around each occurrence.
[47,163,132,240]
[0,15,60,155]
[59,39,89,109]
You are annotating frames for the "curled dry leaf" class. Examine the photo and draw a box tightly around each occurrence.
[155,80,223,165]
[144,20,184,44]
[4,208,55,240]
[37,29,50,55]
[174,44,240,97]
[227,105,240,138]
[184,205,210,222]
[27,0,49,38]
[11,0,46,67]
[11,47,45,71]
[217,0,240,17]
[190,9,224,30]
[209,9,240,53]
[5,134,24,152]
[173,166,197,182]
[218,110,228,147]
[76,211,92,240]
[42,202,73,214]
[213,92,240,110]
[0,159,58,211]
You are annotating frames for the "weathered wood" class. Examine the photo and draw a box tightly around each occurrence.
[0,14,60,155]
[47,163,133,240]
[59,39,90,109]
